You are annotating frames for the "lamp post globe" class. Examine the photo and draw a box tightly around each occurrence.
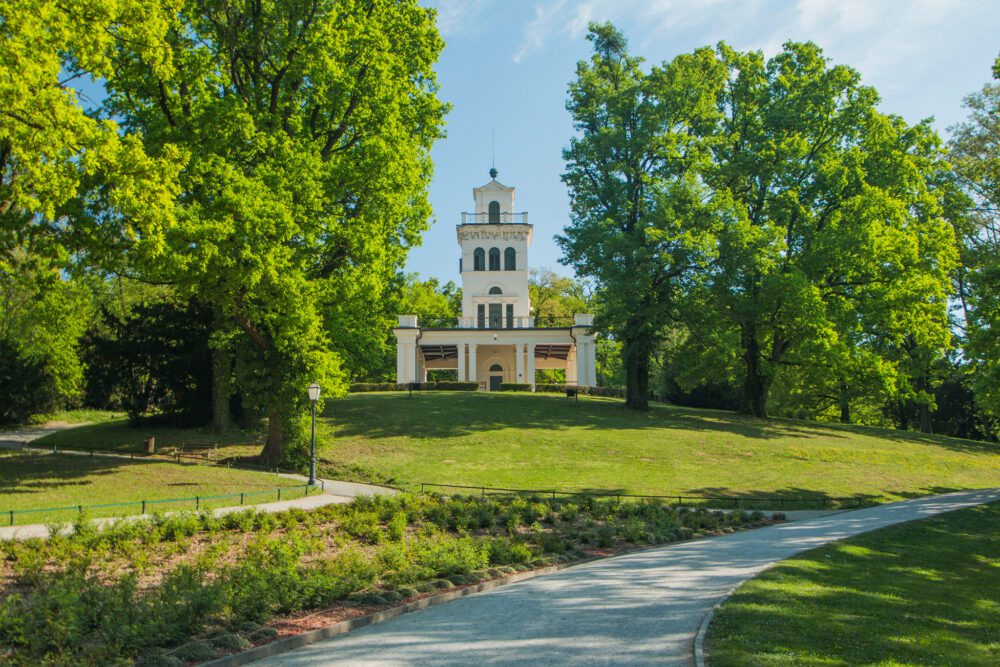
[307,382,320,485]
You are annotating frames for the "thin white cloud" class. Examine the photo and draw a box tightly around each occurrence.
[512,0,977,96]
[432,0,492,37]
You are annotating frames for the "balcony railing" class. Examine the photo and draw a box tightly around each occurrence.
[461,212,529,224]
[418,316,578,329]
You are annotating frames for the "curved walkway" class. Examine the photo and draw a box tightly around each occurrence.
[251,488,1000,667]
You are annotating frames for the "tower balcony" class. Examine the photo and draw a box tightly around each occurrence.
[397,315,588,329]
[461,211,529,224]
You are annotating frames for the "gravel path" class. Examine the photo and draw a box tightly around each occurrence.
[249,488,1000,667]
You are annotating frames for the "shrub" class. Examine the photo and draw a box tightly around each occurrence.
[498,383,533,392]
[486,537,533,565]
[348,382,479,392]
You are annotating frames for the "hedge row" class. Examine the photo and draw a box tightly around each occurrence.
[521,384,628,398]
[348,382,626,398]
[349,382,480,392]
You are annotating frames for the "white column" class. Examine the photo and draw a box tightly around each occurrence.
[468,344,478,384]
[566,348,578,385]
[515,343,525,383]
[457,344,467,381]
[396,338,419,385]
[583,340,597,386]
[527,343,536,390]
[575,341,588,387]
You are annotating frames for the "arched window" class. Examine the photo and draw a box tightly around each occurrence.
[473,247,485,271]
[504,247,516,271]
[488,200,500,223]
[490,364,503,372]
[489,286,502,295]
[488,247,500,271]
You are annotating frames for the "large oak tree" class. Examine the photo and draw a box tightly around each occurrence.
[99,0,447,463]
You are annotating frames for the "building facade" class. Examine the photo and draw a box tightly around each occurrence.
[393,172,596,390]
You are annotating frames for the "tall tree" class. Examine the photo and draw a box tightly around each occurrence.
[559,23,724,410]
[103,0,447,463]
[949,57,1000,426]
[701,42,957,418]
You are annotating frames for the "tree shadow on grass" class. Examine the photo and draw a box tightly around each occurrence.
[324,392,1000,457]
[708,503,1000,666]
[326,392,847,443]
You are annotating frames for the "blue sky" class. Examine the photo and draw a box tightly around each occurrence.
[410,0,1000,284]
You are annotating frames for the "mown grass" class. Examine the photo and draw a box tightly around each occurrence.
[31,392,1000,502]
[0,451,304,524]
[32,418,262,452]
[317,392,999,501]
[705,502,1000,666]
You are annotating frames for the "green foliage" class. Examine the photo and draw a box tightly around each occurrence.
[950,76,1000,429]
[0,490,784,666]
[499,383,533,392]
[0,0,184,260]
[82,298,213,424]
[0,247,94,422]
[560,23,724,410]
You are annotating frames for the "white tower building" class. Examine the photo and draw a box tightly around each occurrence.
[394,170,596,391]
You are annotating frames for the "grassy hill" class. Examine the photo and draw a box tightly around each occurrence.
[29,391,1000,504]
[319,392,999,501]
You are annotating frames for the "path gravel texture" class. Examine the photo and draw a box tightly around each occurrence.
[250,488,1000,667]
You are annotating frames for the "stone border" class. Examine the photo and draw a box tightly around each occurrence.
[203,558,597,667]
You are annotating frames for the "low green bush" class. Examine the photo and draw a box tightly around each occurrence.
[348,382,479,392]
[498,383,533,392]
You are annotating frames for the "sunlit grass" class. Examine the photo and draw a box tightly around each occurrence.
[0,450,303,524]
[705,502,1000,666]
[317,392,1000,501]
[30,392,1000,502]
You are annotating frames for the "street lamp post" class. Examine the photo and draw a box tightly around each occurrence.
[307,382,321,486]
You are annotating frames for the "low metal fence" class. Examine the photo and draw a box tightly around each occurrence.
[418,482,869,510]
[3,482,323,526]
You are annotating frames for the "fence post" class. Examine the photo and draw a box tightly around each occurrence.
[240,493,244,505]
[78,504,82,514]
[481,487,485,497]
[9,510,13,526]
[196,496,200,510]
[278,488,282,501]
[141,500,146,515]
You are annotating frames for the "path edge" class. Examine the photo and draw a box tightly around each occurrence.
[202,558,598,667]
[691,490,1000,667]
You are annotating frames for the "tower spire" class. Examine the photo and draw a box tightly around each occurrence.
[489,129,498,180]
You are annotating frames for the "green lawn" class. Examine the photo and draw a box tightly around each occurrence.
[30,392,1000,503]
[318,392,999,501]
[32,419,262,452]
[705,502,1000,666]
[0,450,304,525]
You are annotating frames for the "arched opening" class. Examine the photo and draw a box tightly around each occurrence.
[473,247,485,271]
[488,363,504,391]
[488,247,500,271]
[489,286,502,295]
[488,200,500,223]
[504,247,516,271]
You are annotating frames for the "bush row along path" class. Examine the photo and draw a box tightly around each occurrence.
[0,422,398,540]
[246,488,1000,667]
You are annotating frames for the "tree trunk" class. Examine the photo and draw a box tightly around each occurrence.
[919,403,933,434]
[839,381,851,424]
[259,405,284,465]
[623,339,649,411]
[211,346,231,434]
[742,325,770,418]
